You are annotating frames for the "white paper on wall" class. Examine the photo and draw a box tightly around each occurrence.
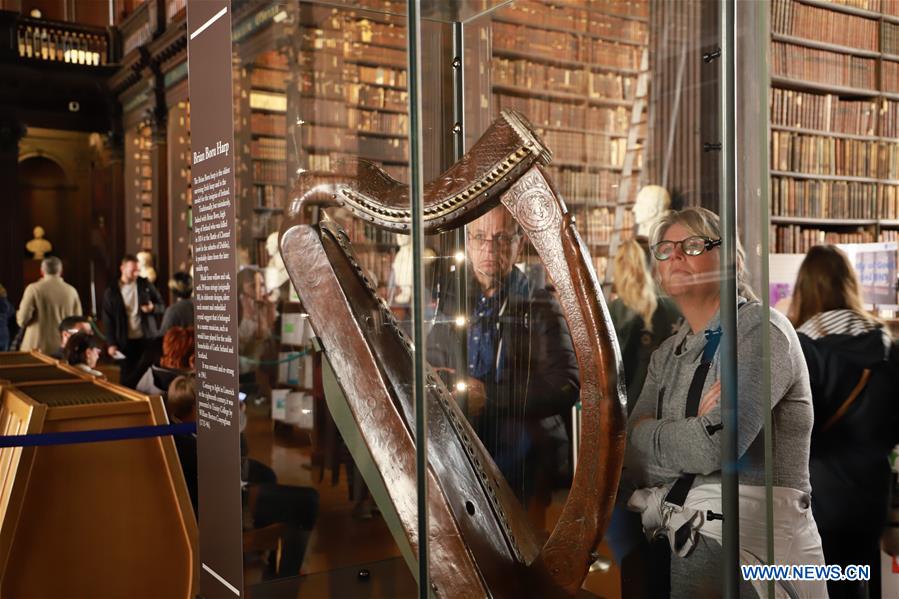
[302,355,313,389]
[281,313,308,346]
[278,352,300,385]
[271,388,289,421]
[286,392,313,428]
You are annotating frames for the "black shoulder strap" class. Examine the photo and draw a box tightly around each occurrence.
[664,326,722,507]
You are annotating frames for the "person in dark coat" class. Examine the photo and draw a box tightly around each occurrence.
[427,206,580,510]
[790,245,899,599]
[101,254,165,388]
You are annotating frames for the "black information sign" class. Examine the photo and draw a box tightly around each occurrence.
[187,1,243,596]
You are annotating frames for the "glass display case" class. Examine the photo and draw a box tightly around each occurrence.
[216,1,797,596]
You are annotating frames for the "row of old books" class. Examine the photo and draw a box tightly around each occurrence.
[351,64,406,88]
[301,99,408,136]
[498,0,648,43]
[347,83,408,112]
[134,125,154,252]
[584,0,648,19]
[883,60,899,93]
[580,207,617,243]
[539,129,627,165]
[771,177,880,219]
[771,41,877,90]
[493,58,636,100]
[344,19,406,49]
[495,93,630,132]
[300,124,408,160]
[303,63,407,93]
[771,0,878,51]
[346,41,406,70]
[348,108,408,136]
[250,67,288,91]
[768,0,899,254]
[252,161,287,184]
[883,21,899,55]
[255,185,287,209]
[880,185,899,218]
[770,88,877,135]
[770,224,875,253]
[825,0,899,15]
[828,0,881,10]
[771,131,881,177]
[307,151,410,175]
[545,165,620,204]
[251,113,287,137]
[251,137,287,162]
[492,21,641,69]
[881,142,899,179]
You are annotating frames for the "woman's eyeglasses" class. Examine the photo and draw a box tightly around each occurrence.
[651,236,722,261]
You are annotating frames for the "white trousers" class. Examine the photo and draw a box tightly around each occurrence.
[686,483,829,599]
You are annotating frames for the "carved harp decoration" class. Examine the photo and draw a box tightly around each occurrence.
[280,110,627,597]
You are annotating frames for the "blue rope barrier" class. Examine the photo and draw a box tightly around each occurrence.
[0,422,197,448]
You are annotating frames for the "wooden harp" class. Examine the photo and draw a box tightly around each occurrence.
[280,110,626,597]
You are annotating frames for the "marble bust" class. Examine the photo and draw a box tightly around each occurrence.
[26,226,52,260]
[264,232,289,302]
[633,185,672,237]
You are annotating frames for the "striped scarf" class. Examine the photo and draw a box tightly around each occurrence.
[797,309,884,343]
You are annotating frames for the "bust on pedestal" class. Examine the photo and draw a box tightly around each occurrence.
[633,185,671,238]
[25,226,52,260]
[264,232,289,302]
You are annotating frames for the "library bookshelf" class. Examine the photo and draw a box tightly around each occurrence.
[490,0,649,279]
[770,0,899,253]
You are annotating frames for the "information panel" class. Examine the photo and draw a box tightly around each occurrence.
[187,1,244,596]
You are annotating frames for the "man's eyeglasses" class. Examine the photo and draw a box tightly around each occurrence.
[652,236,722,261]
[468,232,519,248]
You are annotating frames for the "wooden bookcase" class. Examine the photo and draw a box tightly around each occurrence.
[129,121,155,253]
[489,0,650,279]
[168,99,192,274]
[770,0,899,252]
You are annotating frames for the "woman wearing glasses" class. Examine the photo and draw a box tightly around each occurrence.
[622,207,826,598]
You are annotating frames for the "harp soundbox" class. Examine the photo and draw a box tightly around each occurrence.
[280,110,626,597]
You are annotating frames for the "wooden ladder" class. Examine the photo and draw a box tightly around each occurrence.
[604,47,650,286]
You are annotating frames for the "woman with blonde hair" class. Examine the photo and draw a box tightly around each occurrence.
[609,238,682,413]
[623,207,825,598]
[606,238,681,596]
[790,245,898,599]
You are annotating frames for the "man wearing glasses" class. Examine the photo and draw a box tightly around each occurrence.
[427,206,580,515]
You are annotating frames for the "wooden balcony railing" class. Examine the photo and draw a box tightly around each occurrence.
[15,16,112,66]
